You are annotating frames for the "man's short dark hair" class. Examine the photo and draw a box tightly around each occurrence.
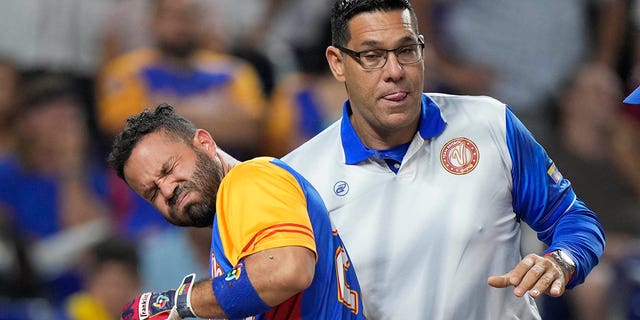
[330,0,419,47]
[107,103,197,181]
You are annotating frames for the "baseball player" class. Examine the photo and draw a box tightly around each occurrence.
[108,104,365,319]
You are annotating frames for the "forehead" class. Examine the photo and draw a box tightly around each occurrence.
[123,132,190,186]
[347,9,416,47]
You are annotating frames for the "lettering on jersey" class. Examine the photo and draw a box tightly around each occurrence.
[335,246,359,314]
[333,180,349,196]
[440,137,479,175]
[211,252,224,277]
[547,163,563,184]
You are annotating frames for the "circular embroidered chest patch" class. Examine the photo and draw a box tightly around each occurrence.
[440,137,480,175]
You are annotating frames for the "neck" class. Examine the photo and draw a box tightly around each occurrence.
[351,117,419,150]
[216,147,241,174]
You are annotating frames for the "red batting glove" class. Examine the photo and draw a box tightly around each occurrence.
[121,274,197,320]
[120,290,179,320]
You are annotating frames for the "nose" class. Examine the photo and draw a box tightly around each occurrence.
[158,179,177,205]
[382,52,403,81]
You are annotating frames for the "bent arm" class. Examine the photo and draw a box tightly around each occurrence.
[189,246,316,319]
[506,108,605,288]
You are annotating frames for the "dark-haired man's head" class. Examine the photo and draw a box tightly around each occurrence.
[330,0,418,47]
[108,104,222,227]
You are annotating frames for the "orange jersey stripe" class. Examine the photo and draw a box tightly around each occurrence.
[242,223,314,253]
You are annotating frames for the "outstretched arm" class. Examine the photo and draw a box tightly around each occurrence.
[488,108,605,298]
[190,246,315,318]
[121,246,315,319]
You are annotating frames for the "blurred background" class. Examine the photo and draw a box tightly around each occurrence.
[0,0,639,319]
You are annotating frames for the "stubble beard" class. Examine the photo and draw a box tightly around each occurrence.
[167,149,223,227]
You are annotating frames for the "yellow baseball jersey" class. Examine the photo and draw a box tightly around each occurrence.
[210,157,365,319]
[214,157,317,264]
[97,49,265,135]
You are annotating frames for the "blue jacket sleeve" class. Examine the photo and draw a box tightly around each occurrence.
[506,107,605,288]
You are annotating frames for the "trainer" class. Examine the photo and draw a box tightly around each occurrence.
[283,0,606,319]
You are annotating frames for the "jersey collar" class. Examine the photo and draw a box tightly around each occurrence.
[341,93,447,164]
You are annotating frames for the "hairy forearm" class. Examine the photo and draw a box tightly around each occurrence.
[189,247,315,318]
[189,279,227,319]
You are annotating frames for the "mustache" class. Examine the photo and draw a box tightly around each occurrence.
[167,182,196,208]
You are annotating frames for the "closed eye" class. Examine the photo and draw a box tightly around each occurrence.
[161,161,176,176]
[143,186,159,202]
[150,188,159,202]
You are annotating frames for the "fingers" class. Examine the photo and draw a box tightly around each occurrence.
[514,256,547,297]
[489,254,567,298]
[548,278,565,297]
[487,255,536,289]
[526,268,556,298]
[487,273,512,288]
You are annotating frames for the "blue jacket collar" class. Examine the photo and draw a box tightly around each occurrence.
[341,93,447,164]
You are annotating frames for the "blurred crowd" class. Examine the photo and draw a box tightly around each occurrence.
[0,0,639,319]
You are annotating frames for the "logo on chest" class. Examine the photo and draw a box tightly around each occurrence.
[333,180,349,196]
[440,137,480,175]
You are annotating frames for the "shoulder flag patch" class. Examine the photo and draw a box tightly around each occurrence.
[547,163,563,184]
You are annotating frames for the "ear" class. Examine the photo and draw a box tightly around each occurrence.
[193,129,217,157]
[326,46,346,82]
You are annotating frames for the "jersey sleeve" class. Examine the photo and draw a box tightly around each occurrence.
[506,107,605,288]
[215,158,317,265]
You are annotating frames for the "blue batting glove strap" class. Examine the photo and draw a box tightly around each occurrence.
[212,261,272,319]
[175,273,197,319]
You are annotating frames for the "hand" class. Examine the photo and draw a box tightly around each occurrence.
[121,274,196,320]
[120,290,181,320]
[487,253,569,298]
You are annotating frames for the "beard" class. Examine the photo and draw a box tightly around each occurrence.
[167,149,223,227]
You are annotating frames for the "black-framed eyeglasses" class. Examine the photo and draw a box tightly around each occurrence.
[336,40,425,69]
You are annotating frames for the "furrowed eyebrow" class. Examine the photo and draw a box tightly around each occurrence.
[161,155,180,175]
[160,158,173,175]
[141,156,176,201]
